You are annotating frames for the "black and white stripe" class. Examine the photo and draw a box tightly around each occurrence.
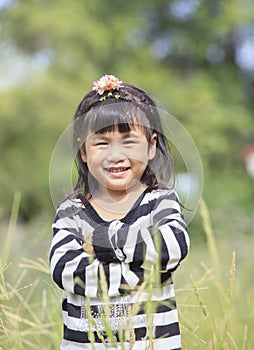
[50,187,189,349]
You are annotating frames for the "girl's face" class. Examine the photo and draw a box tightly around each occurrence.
[81,126,157,196]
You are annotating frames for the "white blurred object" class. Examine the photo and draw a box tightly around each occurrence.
[243,144,254,178]
[175,172,200,200]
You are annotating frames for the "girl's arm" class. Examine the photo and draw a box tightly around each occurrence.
[92,190,190,273]
[50,204,113,298]
[141,190,190,272]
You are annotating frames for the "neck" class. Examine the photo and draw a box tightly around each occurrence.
[94,182,147,203]
[90,184,147,221]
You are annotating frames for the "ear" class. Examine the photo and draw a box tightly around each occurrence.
[148,133,157,160]
[80,147,87,163]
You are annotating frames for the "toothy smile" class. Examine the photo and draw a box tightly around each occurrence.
[107,167,130,173]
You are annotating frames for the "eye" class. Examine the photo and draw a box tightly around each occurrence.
[94,141,108,147]
[123,139,136,145]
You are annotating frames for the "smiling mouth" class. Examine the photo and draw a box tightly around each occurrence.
[106,167,130,173]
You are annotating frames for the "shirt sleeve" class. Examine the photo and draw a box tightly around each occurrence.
[49,202,114,298]
[92,189,190,273]
[146,189,190,271]
[93,221,120,263]
[92,221,123,263]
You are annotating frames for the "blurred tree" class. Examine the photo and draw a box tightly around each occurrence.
[0,0,253,220]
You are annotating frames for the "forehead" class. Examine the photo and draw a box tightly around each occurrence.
[84,102,151,132]
[86,126,148,141]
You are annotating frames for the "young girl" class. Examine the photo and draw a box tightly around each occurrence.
[50,75,190,350]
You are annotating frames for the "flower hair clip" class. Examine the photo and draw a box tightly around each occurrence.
[92,74,123,95]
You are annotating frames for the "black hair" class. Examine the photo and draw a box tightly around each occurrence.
[72,83,175,202]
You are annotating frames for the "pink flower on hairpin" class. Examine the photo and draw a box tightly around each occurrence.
[92,74,123,95]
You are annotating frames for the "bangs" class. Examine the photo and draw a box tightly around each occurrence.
[84,101,151,136]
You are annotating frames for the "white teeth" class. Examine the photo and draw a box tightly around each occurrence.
[109,167,127,172]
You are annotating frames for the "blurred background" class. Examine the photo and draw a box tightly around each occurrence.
[0,0,254,348]
[1,0,253,228]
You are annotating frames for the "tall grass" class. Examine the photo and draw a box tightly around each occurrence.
[0,193,61,350]
[176,199,253,349]
[0,196,253,349]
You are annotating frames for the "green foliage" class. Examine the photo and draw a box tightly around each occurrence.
[0,0,254,220]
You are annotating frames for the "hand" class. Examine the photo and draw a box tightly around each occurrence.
[83,233,95,257]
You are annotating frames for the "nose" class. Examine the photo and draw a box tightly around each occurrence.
[107,142,125,162]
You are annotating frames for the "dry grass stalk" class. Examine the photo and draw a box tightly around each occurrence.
[19,257,50,274]
[242,325,248,350]
[199,198,220,275]
[190,274,208,317]
[227,251,236,301]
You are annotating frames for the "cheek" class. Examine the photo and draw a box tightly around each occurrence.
[86,150,105,169]
[129,152,150,170]
[132,145,150,161]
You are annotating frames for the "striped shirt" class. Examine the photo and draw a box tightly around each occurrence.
[50,187,189,350]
